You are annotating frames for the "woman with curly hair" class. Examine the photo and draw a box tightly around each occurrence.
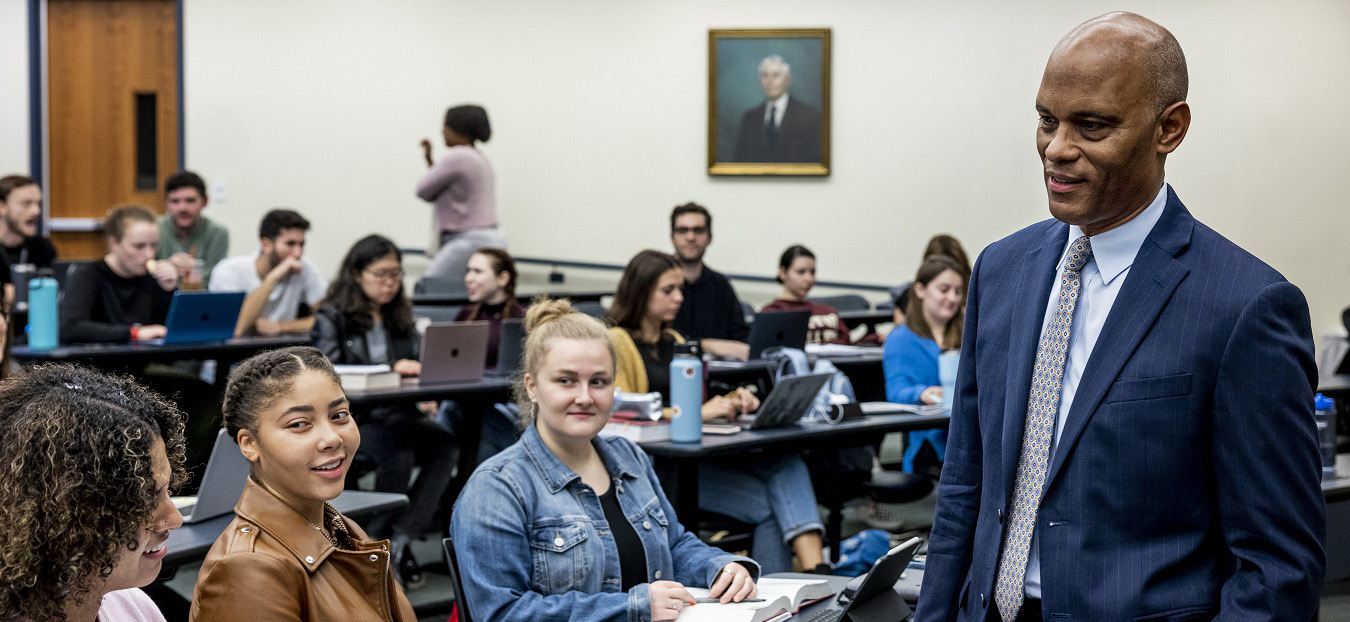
[0,364,187,622]
[190,346,416,621]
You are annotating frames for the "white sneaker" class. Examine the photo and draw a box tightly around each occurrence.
[855,500,905,531]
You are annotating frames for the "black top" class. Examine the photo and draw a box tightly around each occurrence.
[311,304,421,424]
[632,331,676,401]
[674,265,750,343]
[3,236,58,269]
[0,253,9,286]
[59,260,173,344]
[598,482,648,591]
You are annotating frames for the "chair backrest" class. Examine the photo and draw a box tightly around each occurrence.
[740,301,755,326]
[442,536,474,622]
[573,300,606,320]
[412,305,462,324]
[414,276,468,296]
[807,294,869,312]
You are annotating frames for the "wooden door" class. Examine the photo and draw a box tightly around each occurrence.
[46,0,179,259]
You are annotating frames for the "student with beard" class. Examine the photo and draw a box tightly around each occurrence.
[210,209,328,337]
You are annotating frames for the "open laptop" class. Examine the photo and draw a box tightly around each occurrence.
[741,373,832,430]
[747,309,811,359]
[175,429,251,524]
[421,321,490,383]
[803,536,922,622]
[493,318,525,377]
[157,291,245,344]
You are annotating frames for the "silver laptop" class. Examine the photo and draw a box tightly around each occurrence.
[421,321,490,383]
[743,373,833,430]
[177,429,251,524]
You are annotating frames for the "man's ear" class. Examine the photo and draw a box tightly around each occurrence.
[1156,101,1190,155]
[237,429,260,464]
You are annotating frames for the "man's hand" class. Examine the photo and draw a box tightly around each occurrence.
[266,257,304,283]
[254,318,283,336]
[166,252,195,275]
[420,138,434,167]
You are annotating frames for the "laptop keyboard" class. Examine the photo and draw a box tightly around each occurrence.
[801,609,843,622]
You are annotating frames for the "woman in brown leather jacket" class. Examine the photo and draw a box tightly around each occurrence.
[189,346,416,621]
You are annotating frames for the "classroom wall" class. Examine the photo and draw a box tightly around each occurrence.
[0,1,31,176]
[7,1,1349,335]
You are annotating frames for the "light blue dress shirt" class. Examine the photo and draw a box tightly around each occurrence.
[1024,183,1169,598]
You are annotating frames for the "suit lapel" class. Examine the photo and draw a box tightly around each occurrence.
[999,222,1067,499]
[1042,191,1194,492]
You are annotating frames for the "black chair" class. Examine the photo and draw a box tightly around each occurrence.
[415,276,468,297]
[808,294,869,313]
[413,305,462,324]
[574,300,606,320]
[741,302,755,326]
[810,449,934,563]
[442,536,475,622]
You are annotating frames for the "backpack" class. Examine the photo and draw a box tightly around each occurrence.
[762,347,874,483]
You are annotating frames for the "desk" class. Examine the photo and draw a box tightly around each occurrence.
[164,490,407,570]
[413,288,611,307]
[344,376,515,502]
[641,412,950,532]
[769,571,918,621]
[11,335,308,375]
[1321,376,1350,400]
[1322,454,1350,583]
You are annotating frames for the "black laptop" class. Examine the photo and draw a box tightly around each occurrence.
[799,537,922,622]
[742,373,832,430]
[747,309,811,359]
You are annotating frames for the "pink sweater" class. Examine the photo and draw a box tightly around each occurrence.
[99,588,166,621]
[415,145,498,232]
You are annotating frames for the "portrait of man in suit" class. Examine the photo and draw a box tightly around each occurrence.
[731,55,821,163]
[916,11,1325,622]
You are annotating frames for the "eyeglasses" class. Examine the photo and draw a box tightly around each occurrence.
[364,268,404,282]
[672,226,709,236]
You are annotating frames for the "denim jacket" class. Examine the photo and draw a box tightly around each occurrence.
[451,425,758,622]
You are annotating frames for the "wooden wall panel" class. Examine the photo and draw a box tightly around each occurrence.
[47,0,178,259]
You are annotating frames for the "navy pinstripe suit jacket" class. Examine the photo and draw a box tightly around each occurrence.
[915,188,1325,622]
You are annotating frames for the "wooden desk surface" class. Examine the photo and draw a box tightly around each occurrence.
[342,375,514,407]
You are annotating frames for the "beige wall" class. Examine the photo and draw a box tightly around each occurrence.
[0,0,31,176]
[7,1,1349,335]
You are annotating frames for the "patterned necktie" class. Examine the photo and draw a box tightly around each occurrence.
[994,234,1093,621]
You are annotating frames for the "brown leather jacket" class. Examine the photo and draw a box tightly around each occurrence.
[189,479,417,621]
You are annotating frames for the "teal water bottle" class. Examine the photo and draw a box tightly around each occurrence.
[27,270,59,349]
[669,343,703,443]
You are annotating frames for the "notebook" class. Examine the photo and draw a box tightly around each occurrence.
[421,321,490,383]
[746,310,811,359]
[175,429,251,524]
[157,291,245,344]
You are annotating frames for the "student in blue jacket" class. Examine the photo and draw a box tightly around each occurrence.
[883,255,967,471]
[451,298,759,622]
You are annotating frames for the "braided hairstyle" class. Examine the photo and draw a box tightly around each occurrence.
[223,346,342,443]
[0,364,187,621]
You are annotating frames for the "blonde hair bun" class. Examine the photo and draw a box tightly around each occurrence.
[523,297,578,333]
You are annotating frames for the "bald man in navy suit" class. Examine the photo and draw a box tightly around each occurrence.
[916,13,1325,622]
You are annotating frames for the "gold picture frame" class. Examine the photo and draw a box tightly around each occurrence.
[707,28,831,176]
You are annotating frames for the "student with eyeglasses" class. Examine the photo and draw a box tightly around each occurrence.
[310,234,455,589]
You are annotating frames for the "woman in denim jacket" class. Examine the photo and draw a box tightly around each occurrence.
[452,299,759,621]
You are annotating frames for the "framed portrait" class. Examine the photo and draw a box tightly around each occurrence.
[707,28,831,176]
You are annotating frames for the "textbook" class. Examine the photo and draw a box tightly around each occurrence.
[333,364,401,391]
[678,578,834,621]
[600,418,672,444]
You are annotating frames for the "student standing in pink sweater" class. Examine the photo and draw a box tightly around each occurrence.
[417,104,508,280]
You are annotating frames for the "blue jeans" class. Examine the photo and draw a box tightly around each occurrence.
[698,454,823,573]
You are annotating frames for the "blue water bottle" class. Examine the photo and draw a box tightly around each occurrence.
[1315,393,1337,480]
[669,342,703,443]
[27,269,59,349]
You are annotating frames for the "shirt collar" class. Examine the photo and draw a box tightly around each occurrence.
[1060,182,1169,284]
[520,425,640,493]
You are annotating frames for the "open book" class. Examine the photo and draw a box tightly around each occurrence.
[678,577,836,622]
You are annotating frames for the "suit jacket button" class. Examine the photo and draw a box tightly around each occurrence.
[998,509,1004,523]
[655,570,662,579]
[981,594,987,607]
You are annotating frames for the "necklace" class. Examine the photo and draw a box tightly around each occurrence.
[303,504,345,548]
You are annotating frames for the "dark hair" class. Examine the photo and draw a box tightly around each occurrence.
[0,364,187,620]
[444,105,491,143]
[905,255,967,351]
[669,202,712,234]
[259,208,311,241]
[321,235,415,336]
[464,248,522,321]
[776,244,815,284]
[0,175,38,202]
[921,234,971,278]
[104,205,157,241]
[607,250,681,331]
[223,346,341,442]
[163,170,207,199]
